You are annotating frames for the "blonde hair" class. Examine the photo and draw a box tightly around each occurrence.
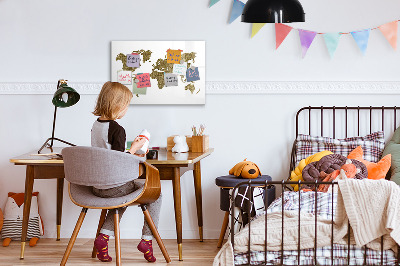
[93,82,133,120]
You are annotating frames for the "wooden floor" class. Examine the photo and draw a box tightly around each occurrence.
[0,239,221,265]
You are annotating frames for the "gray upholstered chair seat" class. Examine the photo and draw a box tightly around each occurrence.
[69,180,145,208]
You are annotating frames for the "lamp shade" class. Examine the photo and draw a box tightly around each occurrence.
[52,84,80,108]
[241,0,305,23]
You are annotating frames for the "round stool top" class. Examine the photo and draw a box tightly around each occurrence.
[215,175,272,188]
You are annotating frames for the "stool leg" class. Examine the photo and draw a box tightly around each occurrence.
[217,211,230,248]
[114,209,121,266]
[92,209,107,258]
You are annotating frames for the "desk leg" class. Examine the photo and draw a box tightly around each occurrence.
[193,161,203,242]
[172,167,183,261]
[20,165,34,259]
[56,178,64,241]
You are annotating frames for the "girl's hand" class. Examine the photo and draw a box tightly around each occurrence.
[134,149,149,157]
[129,137,147,155]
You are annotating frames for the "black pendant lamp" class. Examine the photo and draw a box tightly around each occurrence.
[242,0,305,23]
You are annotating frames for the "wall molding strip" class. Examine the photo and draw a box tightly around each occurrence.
[0,81,399,95]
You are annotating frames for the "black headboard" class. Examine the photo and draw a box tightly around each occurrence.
[289,106,400,178]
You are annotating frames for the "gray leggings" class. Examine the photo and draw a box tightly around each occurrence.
[92,180,162,240]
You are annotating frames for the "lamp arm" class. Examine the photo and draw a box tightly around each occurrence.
[50,79,61,148]
[38,105,76,154]
[50,105,57,148]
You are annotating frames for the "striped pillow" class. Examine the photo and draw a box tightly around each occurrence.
[294,131,385,166]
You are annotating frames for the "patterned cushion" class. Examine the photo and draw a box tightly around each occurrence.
[295,131,385,166]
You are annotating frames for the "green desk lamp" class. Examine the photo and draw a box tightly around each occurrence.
[38,79,80,154]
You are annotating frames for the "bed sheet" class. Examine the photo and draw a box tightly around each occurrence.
[235,244,396,265]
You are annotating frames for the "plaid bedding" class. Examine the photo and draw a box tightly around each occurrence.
[294,131,385,166]
[234,244,397,265]
[266,190,336,220]
[234,191,397,265]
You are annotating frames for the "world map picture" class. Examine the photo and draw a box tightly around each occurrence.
[111,41,205,105]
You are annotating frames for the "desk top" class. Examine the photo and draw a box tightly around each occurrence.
[10,147,214,166]
[147,148,213,165]
[10,147,64,165]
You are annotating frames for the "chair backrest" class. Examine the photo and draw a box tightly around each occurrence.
[62,146,145,187]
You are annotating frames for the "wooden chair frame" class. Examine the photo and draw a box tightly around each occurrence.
[60,162,171,265]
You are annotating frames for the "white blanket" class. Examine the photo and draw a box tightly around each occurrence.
[335,178,400,251]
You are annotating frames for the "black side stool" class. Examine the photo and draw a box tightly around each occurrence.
[215,175,275,248]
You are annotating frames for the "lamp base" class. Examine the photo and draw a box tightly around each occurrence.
[38,137,76,154]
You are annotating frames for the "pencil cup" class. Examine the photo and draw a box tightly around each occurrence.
[191,135,209,153]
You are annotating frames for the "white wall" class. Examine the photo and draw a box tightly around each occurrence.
[1,0,400,239]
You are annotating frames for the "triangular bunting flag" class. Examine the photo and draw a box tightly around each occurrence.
[209,0,220,7]
[229,0,245,24]
[323,33,341,58]
[378,21,398,50]
[351,29,370,55]
[275,23,293,49]
[298,29,317,58]
[251,23,266,38]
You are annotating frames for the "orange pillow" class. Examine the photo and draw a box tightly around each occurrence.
[347,146,391,180]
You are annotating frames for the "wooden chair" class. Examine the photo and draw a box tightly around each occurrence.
[60,146,171,265]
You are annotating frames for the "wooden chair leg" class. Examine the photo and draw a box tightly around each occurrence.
[114,210,121,266]
[141,205,171,263]
[91,209,108,258]
[60,208,88,266]
[217,211,230,248]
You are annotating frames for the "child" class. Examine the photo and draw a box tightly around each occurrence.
[91,81,162,263]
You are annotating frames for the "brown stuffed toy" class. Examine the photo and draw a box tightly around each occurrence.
[229,159,261,179]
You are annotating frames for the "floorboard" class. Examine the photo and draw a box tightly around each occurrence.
[0,239,222,265]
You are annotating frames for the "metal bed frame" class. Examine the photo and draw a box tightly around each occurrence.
[230,106,400,266]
